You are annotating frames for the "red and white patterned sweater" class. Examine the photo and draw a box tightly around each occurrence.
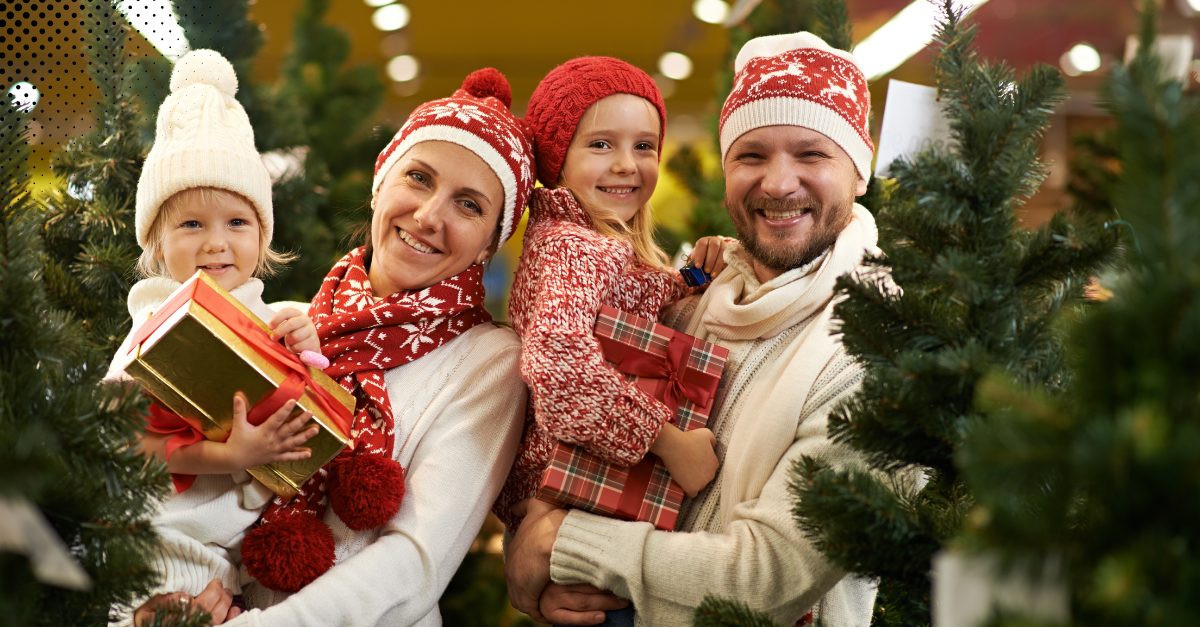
[494,186,688,530]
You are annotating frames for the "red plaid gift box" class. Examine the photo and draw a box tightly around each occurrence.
[537,305,729,530]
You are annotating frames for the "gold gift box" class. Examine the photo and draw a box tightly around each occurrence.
[120,271,353,498]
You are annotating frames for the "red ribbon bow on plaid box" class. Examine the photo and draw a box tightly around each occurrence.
[537,306,730,530]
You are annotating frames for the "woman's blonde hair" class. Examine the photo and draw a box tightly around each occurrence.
[561,182,672,272]
[136,186,296,280]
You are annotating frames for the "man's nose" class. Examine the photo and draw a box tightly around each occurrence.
[760,157,803,199]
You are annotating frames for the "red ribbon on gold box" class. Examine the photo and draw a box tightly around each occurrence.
[537,305,729,531]
[119,271,354,498]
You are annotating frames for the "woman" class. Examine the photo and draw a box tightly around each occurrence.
[133,68,534,627]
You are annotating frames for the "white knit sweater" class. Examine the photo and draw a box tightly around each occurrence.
[108,277,284,627]
[228,321,526,627]
[548,206,881,627]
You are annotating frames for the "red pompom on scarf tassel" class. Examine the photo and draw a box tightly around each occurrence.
[327,454,406,531]
[241,514,336,593]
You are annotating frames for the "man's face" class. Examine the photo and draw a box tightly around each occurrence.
[723,125,866,276]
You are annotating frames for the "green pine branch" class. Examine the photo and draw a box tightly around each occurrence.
[40,0,146,355]
[1,79,195,626]
[694,595,784,627]
[958,3,1200,625]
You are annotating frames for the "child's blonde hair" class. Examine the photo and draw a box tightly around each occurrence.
[561,183,672,272]
[136,187,295,280]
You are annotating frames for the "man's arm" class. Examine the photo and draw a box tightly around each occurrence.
[508,358,868,627]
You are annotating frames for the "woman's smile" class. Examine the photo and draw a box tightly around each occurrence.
[397,227,440,255]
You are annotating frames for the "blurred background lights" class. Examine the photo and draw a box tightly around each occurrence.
[364,0,393,6]
[373,4,410,31]
[8,82,40,112]
[853,0,990,80]
[387,55,421,82]
[658,52,693,81]
[1061,42,1101,76]
[692,0,730,24]
[1185,0,1200,14]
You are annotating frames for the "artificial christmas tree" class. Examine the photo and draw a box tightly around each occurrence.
[0,80,205,627]
[39,0,149,355]
[784,2,1118,626]
[956,3,1200,625]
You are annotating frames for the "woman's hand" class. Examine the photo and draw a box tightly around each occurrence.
[166,394,318,475]
[133,579,241,626]
[689,236,730,281]
[269,308,320,354]
[649,425,719,498]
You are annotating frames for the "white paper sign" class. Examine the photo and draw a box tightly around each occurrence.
[0,496,92,590]
[874,79,955,178]
[1125,34,1195,83]
[932,550,1068,627]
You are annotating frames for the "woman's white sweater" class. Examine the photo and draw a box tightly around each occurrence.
[229,321,526,627]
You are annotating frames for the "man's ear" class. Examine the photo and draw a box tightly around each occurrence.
[855,176,869,197]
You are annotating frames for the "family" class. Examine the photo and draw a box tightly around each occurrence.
[109,28,881,627]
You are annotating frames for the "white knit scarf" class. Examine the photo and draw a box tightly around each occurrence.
[684,205,879,524]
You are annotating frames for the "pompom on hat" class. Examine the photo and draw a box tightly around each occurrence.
[525,57,667,188]
[135,49,273,247]
[372,68,535,246]
[719,32,874,181]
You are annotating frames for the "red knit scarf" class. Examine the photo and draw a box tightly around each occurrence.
[312,246,493,459]
[242,247,492,592]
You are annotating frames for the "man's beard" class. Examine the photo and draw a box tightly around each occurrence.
[727,194,853,274]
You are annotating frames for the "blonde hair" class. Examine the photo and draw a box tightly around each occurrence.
[560,182,672,272]
[136,187,296,280]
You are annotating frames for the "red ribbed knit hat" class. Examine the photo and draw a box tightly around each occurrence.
[373,68,535,245]
[525,57,667,188]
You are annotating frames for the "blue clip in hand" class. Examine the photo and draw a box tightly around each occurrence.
[680,257,713,287]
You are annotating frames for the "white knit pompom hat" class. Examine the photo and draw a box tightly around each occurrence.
[135,49,273,247]
[719,32,874,181]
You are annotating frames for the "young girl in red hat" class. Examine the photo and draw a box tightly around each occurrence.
[495,57,729,624]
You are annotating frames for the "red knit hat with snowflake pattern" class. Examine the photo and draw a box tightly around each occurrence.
[525,57,667,188]
[720,32,874,181]
[373,68,535,245]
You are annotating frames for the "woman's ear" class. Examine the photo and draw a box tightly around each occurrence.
[474,229,502,266]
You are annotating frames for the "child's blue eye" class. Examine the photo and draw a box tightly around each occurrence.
[181,220,201,228]
[230,218,249,227]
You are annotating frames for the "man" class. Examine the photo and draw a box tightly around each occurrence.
[506,31,881,627]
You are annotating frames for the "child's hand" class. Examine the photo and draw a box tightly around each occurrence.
[269,308,320,354]
[690,236,730,281]
[650,425,719,498]
[223,393,320,471]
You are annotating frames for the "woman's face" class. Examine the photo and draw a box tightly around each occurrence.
[369,141,504,296]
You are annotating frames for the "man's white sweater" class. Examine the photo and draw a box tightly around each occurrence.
[548,206,881,627]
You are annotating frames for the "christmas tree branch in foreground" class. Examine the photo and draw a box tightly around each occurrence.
[791,1,1117,625]
[0,87,203,627]
[958,3,1200,625]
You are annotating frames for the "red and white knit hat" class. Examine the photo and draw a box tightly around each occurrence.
[525,56,667,188]
[372,68,535,245]
[719,32,874,181]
